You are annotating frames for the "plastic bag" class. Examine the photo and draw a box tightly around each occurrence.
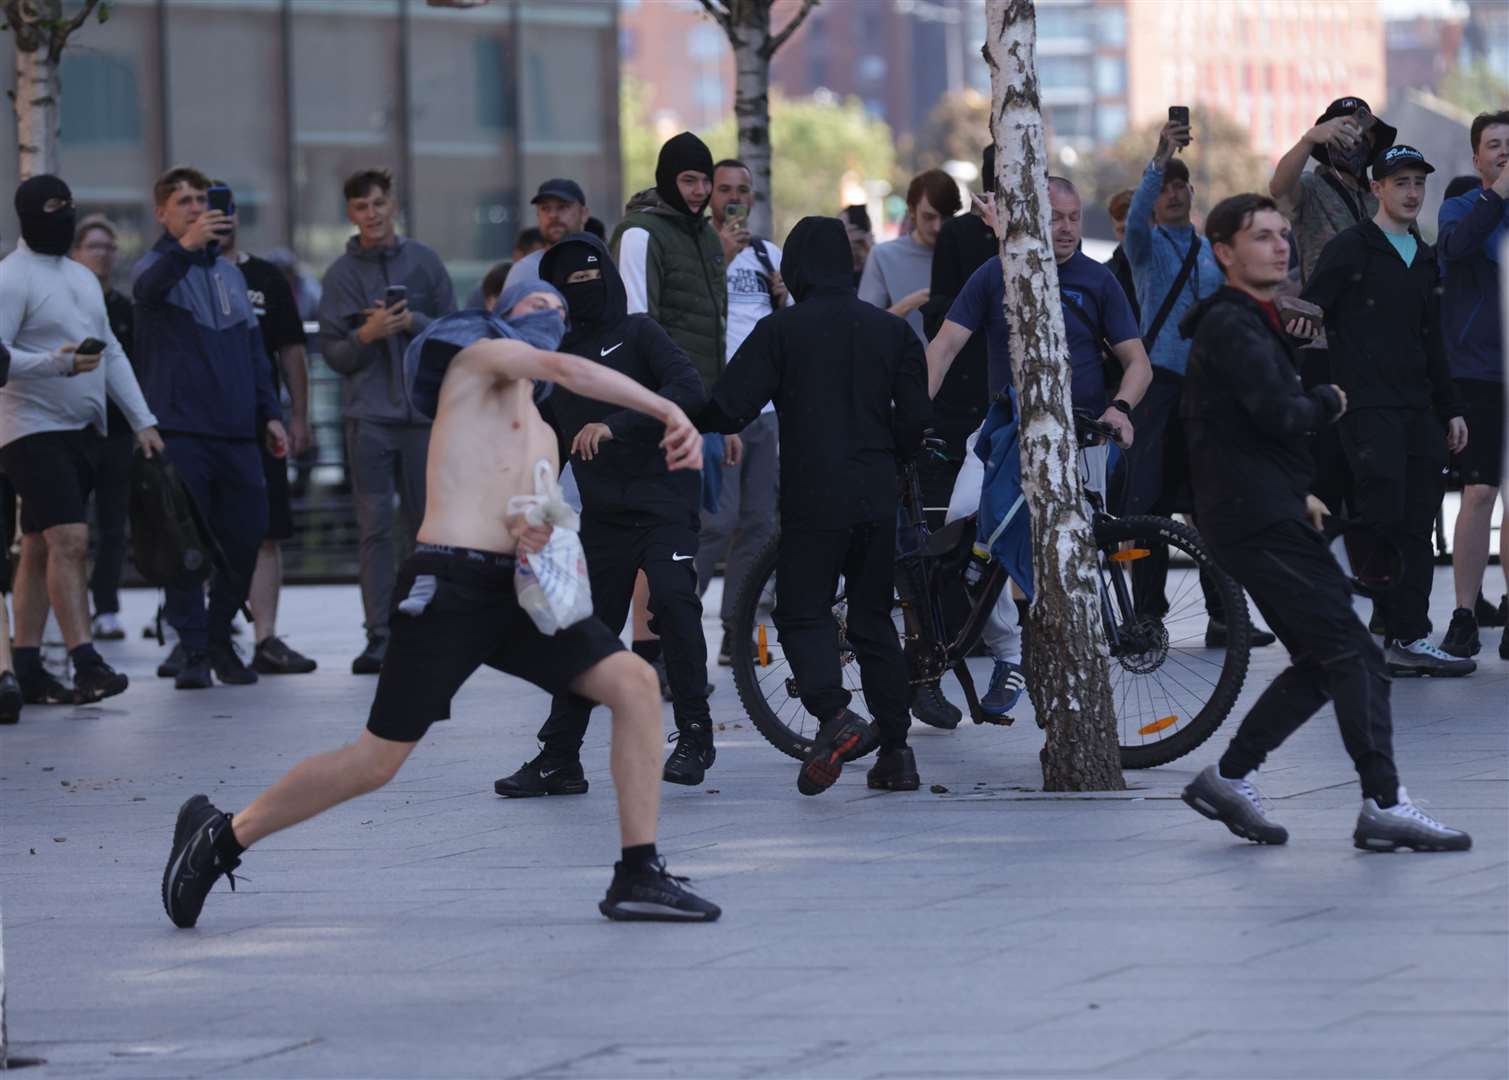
[507,460,593,634]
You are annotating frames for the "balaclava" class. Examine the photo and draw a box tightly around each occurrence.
[16,174,76,256]
[545,242,608,328]
[654,132,715,217]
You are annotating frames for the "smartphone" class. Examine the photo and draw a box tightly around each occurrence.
[1276,296,1324,323]
[384,285,408,309]
[725,204,748,226]
[1168,105,1190,126]
[76,337,107,356]
[207,184,234,216]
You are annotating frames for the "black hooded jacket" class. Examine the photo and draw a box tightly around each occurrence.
[540,232,706,526]
[1301,219,1461,419]
[697,216,931,530]
[1179,286,1345,545]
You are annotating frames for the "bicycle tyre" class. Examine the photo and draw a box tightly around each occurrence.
[1095,514,1251,769]
[728,536,812,760]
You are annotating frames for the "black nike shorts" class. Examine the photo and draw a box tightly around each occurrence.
[1453,378,1504,489]
[366,544,625,743]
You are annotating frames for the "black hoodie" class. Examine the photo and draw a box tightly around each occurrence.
[540,233,707,526]
[1179,286,1345,545]
[697,216,931,530]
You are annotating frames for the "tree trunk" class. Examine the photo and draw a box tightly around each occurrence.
[983,0,1124,792]
[728,1,775,239]
[15,45,62,182]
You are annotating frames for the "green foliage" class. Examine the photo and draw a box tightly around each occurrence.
[1437,63,1509,119]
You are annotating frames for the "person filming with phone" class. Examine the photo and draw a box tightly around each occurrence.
[132,167,285,691]
[319,167,456,675]
[0,175,161,709]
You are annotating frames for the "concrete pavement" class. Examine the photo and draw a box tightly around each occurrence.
[1,569,1505,1078]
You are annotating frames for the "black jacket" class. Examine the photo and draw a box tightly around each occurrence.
[1106,244,1141,325]
[540,233,706,526]
[1302,220,1461,420]
[697,216,931,530]
[921,212,994,449]
[1180,287,1344,545]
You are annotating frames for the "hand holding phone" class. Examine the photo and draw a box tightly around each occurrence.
[65,338,106,376]
[384,285,408,310]
[1168,105,1190,126]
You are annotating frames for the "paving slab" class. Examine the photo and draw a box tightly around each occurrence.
[2,568,1506,1078]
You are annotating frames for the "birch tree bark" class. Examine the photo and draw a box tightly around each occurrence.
[4,0,108,182]
[984,0,1124,792]
[697,0,818,239]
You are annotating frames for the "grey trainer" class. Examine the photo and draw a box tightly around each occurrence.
[1385,637,1476,678]
[1182,764,1288,845]
[1354,787,1471,852]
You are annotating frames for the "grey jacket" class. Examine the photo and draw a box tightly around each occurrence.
[318,234,456,425]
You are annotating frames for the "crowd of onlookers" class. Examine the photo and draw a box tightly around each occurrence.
[0,99,1503,748]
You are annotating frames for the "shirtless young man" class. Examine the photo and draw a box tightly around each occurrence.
[161,287,722,927]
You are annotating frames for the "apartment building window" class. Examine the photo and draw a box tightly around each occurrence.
[1037,5,1094,41]
[1039,55,1093,89]
[1094,56,1126,97]
[1098,6,1126,46]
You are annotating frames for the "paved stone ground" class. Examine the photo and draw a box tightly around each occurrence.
[2,568,1505,1079]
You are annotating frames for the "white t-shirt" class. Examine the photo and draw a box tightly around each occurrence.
[726,239,786,414]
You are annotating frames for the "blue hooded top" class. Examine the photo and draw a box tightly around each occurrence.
[402,282,568,419]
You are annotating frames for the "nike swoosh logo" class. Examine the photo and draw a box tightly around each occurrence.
[539,768,559,779]
[671,553,693,562]
[600,343,623,357]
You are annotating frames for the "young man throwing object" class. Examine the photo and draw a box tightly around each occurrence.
[162,286,721,927]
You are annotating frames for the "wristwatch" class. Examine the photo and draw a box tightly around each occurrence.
[1109,398,1132,416]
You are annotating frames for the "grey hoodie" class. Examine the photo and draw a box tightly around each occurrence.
[318,234,456,424]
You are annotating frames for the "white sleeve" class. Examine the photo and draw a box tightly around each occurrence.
[768,243,794,307]
[0,265,67,378]
[617,227,651,314]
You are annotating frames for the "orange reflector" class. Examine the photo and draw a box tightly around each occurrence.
[1138,715,1178,735]
[757,624,770,667]
[1110,548,1151,562]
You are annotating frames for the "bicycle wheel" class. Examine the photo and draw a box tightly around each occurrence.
[728,536,900,762]
[1093,514,1251,769]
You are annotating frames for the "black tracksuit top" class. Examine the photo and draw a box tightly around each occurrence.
[696,216,931,531]
[1180,287,1345,545]
[540,234,706,526]
[1301,219,1462,420]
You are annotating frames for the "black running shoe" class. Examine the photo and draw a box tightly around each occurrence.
[175,651,213,690]
[208,641,258,686]
[157,642,187,679]
[162,795,240,928]
[797,709,876,796]
[0,671,22,724]
[1476,592,1507,629]
[73,659,129,703]
[351,633,388,675]
[18,668,79,706]
[1441,608,1481,659]
[494,752,589,797]
[911,682,962,730]
[1205,620,1276,648]
[663,723,716,786]
[251,636,318,675]
[598,856,721,922]
[866,746,920,791]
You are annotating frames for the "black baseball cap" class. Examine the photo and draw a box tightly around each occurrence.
[1372,144,1436,181]
[530,178,586,206]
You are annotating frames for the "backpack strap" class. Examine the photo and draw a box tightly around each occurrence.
[1142,230,1200,352]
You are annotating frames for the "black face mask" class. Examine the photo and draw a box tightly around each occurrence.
[15,174,76,256]
[560,279,607,327]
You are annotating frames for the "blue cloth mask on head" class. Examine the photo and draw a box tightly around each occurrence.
[403,283,568,418]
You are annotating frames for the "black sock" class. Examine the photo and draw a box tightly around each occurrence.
[631,640,662,664]
[1217,756,1250,781]
[70,643,104,670]
[214,813,247,861]
[13,646,42,677]
[621,842,658,872]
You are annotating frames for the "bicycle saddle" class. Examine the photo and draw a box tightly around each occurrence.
[924,516,975,559]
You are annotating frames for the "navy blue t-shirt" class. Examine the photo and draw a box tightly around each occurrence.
[946,251,1139,413]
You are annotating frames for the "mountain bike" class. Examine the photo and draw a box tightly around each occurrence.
[727,414,1252,769]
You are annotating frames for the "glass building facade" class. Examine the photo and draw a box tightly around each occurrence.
[0,0,621,298]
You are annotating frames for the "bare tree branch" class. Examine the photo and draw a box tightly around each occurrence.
[696,0,735,40]
[49,0,101,58]
[763,0,818,59]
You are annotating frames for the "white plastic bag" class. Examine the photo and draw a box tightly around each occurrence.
[507,460,593,634]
